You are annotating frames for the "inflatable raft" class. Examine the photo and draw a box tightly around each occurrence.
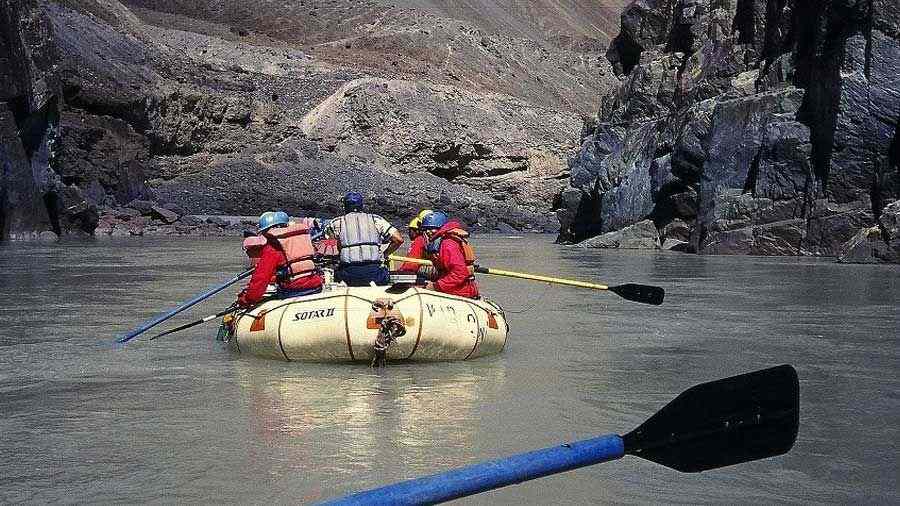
[221,283,508,363]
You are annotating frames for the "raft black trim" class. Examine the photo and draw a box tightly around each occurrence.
[276,309,291,362]
[344,287,355,361]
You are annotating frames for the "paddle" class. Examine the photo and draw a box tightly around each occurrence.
[147,306,237,341]
[116,269,253,344]
[388,255,664,305]
[322,364,799,505]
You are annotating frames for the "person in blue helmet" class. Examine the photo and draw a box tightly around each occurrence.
[420,211,480,298]
[324,192,404,286]
[237,211,324,307]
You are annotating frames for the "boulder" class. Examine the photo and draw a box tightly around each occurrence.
[114,207,142,220]
[151,205,179,224]
[879,200,900,242]
[576,219,660,249]
[126,199,156,215]
[180,215,204,226]
[838,227,899,264]
[661,218,691,243]
[662,239,693,252]
[38,231,59,242]
[877,199,900,261]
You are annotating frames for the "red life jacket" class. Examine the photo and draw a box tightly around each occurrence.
[265,223,318,283]
[428,226,477,279]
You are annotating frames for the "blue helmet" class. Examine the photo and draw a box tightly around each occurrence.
[258,211,289,233]
[343,192,364,212]
[420,211,449,230]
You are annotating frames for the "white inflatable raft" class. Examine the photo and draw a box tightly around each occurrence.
[223,284,508,362]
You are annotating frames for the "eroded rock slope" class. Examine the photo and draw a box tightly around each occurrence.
[1,0,627,239]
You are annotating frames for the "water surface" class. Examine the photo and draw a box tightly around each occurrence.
[0,236,897,504]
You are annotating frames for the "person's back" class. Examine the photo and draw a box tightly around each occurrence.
[325,192,403,286]
[238,212,324,307]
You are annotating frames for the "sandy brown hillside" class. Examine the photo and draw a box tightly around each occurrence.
[2,0,627,239]
[122,0,626,115]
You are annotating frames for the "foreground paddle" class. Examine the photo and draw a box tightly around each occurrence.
[322,365,799,505]
[116,269,253,343]
[388,255,664,305]
[148,306,237,341]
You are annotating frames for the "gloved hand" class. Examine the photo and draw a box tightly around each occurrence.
[236,289,251,308]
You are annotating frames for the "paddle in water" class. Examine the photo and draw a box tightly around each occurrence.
[148,306,237,341]
[322,364,799,505]
[389,255,665,305]
[116,269,252,343]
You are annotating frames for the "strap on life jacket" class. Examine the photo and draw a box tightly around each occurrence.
[427,231,477,278]
[266,223,318,282]
[337,212,383,264]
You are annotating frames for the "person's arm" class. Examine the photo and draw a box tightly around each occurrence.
[431,242,470,292]
[399,236,426,272]
[375,216,403,259]
[238,246,279,306]
[383,229,403,257]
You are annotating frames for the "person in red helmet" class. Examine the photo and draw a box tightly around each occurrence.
[237,211,324,307]
[420,211,480,299]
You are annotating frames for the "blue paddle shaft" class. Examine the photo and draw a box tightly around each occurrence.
[323,434,625,505]
[116,269,252,343]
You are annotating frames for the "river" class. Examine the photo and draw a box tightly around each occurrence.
[0,235,897,504]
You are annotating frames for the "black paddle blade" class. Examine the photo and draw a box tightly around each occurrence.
[609,284,665,305]
[623,364,799,473]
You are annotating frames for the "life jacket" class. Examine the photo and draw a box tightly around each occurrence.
[427,227,477,278]
[242,235,268,268]
[335,212,383,265]
[265,222,318,283]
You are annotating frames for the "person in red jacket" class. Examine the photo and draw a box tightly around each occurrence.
[237,211,324,307]
[398,209,432,273]
[420,211,480,299]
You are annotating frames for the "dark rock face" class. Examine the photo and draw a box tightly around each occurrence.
[1,1,57,239]
[563,0,900,262]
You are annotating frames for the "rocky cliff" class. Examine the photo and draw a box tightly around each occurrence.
[560,0,900,262]
[0,0,627,239]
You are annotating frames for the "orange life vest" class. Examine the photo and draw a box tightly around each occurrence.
[265,223,318,283]
[242,236,268,267]
[428,228,477,278]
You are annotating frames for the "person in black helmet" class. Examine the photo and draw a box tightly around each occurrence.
[324,192,404,286]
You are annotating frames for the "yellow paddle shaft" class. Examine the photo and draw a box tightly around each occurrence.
[388,255,610,291]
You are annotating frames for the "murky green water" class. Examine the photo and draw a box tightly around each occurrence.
[0,236,897,504]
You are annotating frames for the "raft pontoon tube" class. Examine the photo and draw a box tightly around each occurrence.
[224,284,508,362]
